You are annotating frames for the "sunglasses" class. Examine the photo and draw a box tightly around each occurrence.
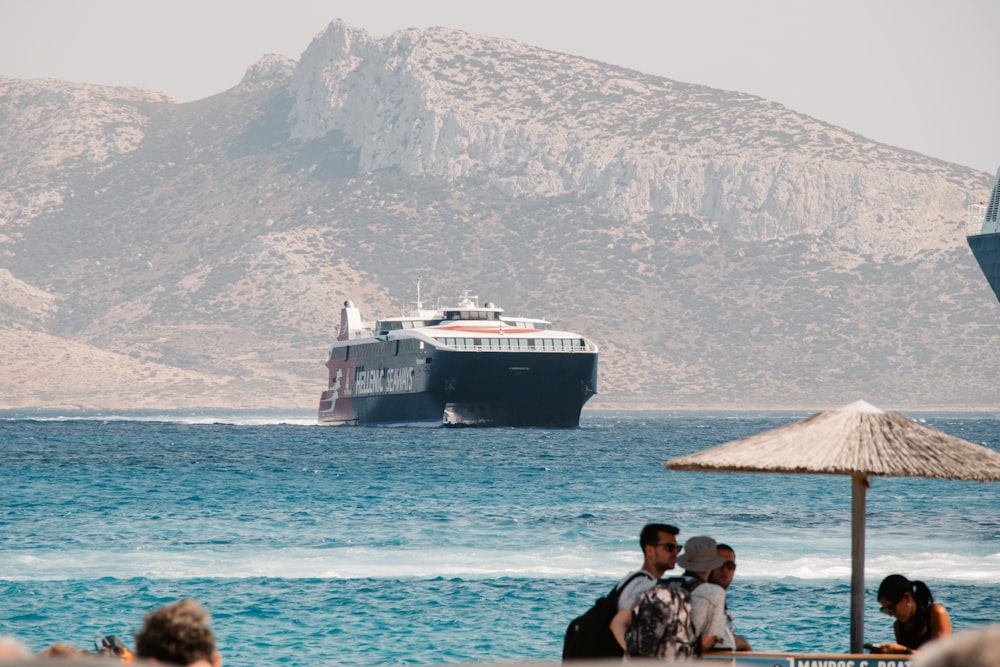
[879,599,901,615]
[652,543,680,552]
[720,560,737,571]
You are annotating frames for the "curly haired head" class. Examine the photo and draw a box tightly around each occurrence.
[135,599,217,666]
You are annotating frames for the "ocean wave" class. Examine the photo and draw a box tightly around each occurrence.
[0,410,317,426]
[5,547,1000,583]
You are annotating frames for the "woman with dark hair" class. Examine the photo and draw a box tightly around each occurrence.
[868,574,951,654]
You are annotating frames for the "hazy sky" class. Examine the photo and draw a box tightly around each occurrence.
[2,0,998,173]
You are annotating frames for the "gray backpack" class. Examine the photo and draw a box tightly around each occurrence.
[625,576,703,660]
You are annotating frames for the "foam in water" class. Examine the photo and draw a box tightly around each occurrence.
[0,409,317,425]
[5,546,1000,583]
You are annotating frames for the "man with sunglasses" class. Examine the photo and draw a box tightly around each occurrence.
[615,523,681,612]
[562,523,681,661]
[710,543,752,651]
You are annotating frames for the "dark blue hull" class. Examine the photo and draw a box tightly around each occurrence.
[968,232,1000,304]
[320,344,597,427]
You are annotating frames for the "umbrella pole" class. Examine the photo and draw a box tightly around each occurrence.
[850,474,867,654]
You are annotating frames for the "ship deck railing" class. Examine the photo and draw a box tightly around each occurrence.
[966,202,1000,235]
[438,339,597,353]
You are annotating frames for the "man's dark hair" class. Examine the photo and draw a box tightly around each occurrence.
[716,543,734,553]
[639,523,680,548]
[135,599,216,666]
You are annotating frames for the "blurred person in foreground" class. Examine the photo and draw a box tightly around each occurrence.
[135,599,221,667]
[709,543,752,651]
[40,643,88,659]
[0,635,31,659]
[912,624,1000,667]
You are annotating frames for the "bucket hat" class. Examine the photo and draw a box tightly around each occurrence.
[676,535,725,572]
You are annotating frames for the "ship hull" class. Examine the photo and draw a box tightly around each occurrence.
[318,344,597,427]
[968,232,1000,304]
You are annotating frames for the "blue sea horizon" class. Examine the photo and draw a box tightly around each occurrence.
[1,411,997,665]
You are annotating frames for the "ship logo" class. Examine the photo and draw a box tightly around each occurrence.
[321,368,343,414]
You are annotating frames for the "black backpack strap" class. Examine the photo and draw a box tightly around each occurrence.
[615,570,654,593]
[685,575,704,592]
[659,574,703,591]
[609,570,655,611]
[608,570,656,602]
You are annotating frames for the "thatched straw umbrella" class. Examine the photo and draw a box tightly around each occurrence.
[665,400,1000,653]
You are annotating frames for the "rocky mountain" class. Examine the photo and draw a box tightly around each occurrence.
[0,19,997,411]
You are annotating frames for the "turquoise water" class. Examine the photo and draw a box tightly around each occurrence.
[1,410,998,665]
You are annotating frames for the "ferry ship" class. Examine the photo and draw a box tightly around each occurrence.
[967,166,1000,304]
[317,292,598,426]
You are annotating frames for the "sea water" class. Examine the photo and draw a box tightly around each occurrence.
[1,410,998,666]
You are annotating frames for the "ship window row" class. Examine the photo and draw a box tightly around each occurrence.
[329,339,424,360]
[375,316,550,332]
[437,337,586,351]
[377,320,434,331]
[502,320,552,330]
[443,310,498,321]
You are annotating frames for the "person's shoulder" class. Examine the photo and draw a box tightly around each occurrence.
[929,603,952,622]
[693,580,725,598]
[616,570,657,610]
[620,569,655,583]
[661,574,718,595]
[928,603,952,639]
[617,569,655,590]
[657,574,693,589]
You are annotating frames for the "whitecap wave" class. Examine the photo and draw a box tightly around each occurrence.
[5,547,1000,583]
[1,410,317,426]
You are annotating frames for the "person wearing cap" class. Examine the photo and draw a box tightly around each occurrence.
[610,535,731,655]
[676,535,731,653]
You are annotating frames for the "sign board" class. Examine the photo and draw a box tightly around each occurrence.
[701,652,911,667]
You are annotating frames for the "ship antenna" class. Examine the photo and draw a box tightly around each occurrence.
[415,277,423,310]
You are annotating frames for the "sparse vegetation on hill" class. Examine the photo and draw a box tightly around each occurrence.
[0,21,997,411]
